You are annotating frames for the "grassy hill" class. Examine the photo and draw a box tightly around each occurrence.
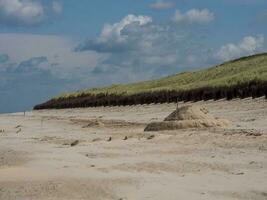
[35,53,267,109]
[56,53,267,99]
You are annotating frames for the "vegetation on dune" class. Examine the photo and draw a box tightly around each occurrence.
[34,53,267,110]
[55,53,267,99]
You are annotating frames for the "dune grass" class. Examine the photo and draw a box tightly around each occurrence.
[55,53,267,99]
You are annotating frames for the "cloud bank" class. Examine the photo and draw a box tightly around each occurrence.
[76,14,217,83]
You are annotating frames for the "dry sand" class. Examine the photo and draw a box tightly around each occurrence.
[0,98,267,200]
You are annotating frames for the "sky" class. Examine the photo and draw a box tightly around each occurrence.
[0,0,266,113]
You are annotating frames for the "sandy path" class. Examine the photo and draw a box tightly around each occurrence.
[0,98,267,200]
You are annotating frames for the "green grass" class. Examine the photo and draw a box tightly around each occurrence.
[55,53,267,99]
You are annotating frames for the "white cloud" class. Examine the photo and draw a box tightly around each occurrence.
[52,1,62,14]
[149,1,174,10]
[0,0,44,25]
[76,14,153,53]
[216,35,264,61]
[172,9,214,24]
[99,14,152,42]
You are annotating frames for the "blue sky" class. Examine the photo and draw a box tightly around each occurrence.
[0,0,266,113]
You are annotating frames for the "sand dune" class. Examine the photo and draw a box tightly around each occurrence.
[0,98,267,200]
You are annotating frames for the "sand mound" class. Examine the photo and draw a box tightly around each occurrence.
[164,105,212,121]
[145,105,230,132]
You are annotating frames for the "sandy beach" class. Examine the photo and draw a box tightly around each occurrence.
[1,98,267,200]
